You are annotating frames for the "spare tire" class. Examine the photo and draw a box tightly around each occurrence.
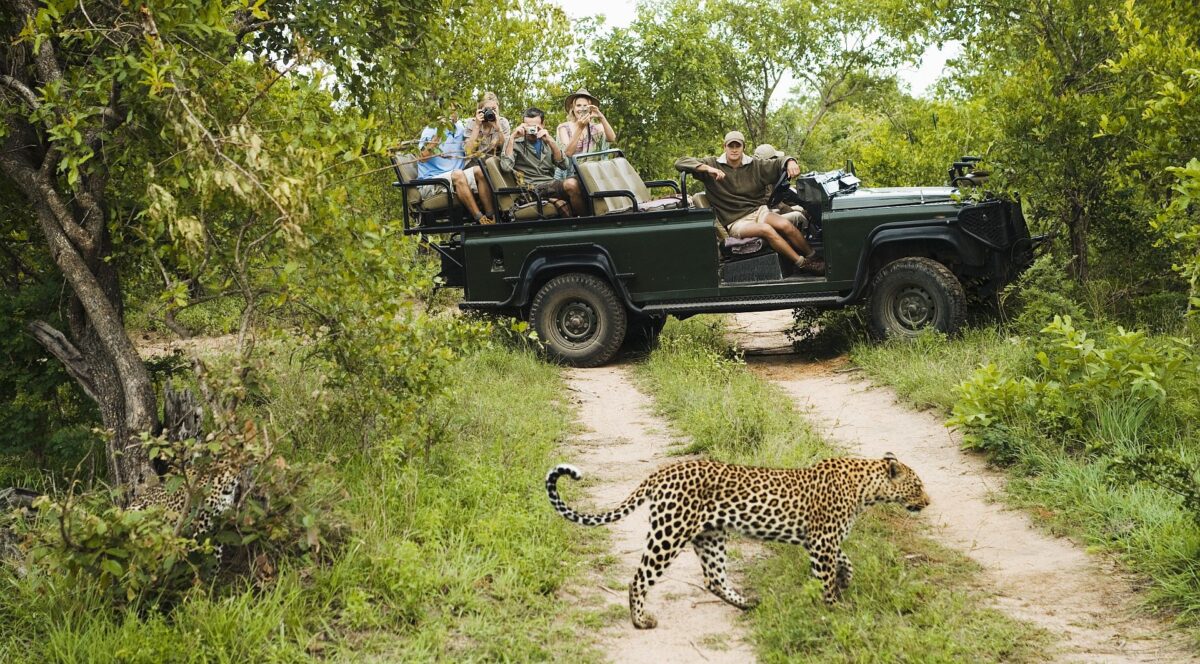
[867,257,965,339]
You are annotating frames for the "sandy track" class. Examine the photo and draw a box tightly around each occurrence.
[561,366,756,664]
[730,311,1196,663]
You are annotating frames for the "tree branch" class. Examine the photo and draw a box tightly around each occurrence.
[27,320,101,404]
[0,75,41,111]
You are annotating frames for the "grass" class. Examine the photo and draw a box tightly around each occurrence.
[0,345,607,663]
[850,326,1031,412]
[634,316,1049,662]
[850,324,1200,641]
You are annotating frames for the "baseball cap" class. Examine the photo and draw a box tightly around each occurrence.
[753,143,784,160]
[723,131,746,146]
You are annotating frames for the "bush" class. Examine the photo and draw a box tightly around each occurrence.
[1000,254,1088,336]
[950,316,1194,459]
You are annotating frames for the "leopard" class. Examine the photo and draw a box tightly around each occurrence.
[545,453,930,629]
[127,464,245,558]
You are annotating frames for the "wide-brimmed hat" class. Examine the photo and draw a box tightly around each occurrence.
[564,88,599,113]
[754,143,784,159]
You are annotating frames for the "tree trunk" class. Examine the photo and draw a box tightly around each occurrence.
[1068,198,1089,282]
[2,3,159,497]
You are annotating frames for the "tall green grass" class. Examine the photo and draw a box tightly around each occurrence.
[851,326,1200,638]
[635,317,1047,662]
[0,347,606,662]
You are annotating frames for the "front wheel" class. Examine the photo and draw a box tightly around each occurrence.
[530,273,628,367]
[867,258,966,339]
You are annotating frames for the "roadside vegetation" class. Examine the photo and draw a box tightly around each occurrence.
[636,317,1048,662]
[0,342,603,662]
[851,262,1200,635]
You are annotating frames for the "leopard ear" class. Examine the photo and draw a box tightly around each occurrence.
[884,452,898,478]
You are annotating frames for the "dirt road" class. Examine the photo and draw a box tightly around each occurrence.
[561,366,758,664]
[729,310,1195,663]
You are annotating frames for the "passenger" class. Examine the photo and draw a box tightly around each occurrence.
[556,88,617,177]
[418,108,496,225]
[501,107,586,218]
[465,91,512,159]
[753,143,809,231]
[676,132,824,274]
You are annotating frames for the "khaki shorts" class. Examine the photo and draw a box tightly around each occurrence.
[726,205,771,239]
[418,168,477,200]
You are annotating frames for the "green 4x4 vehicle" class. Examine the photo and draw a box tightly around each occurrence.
[390,151,1036,367]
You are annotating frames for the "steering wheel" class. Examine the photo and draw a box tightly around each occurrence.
[767,167,793,208]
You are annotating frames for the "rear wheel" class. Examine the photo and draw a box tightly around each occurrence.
[530,273,627,367]
[867,257,965,339]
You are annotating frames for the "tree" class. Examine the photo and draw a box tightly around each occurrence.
[0,0,433,495]
[572,0,914,177]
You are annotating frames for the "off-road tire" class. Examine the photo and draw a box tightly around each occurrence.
[530,273,627,367]
[867,257,966,339]
[623,314,668,352]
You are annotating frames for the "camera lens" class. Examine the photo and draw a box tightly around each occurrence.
[482,108,496,122]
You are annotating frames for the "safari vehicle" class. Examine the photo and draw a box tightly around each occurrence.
[389,151,1035,367]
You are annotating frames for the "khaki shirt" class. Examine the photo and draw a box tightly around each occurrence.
[675,154,791,228]
[500,137,567,186]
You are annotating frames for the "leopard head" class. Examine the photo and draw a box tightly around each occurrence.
[880,453,930,513]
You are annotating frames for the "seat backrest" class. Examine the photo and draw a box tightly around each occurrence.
[484,156,523,211]
[612,157,653,204]
[392,154,423,205]
[578,160,632,215]
[691,191,709,209]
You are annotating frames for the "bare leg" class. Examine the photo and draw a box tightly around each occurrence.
[451,169,483,219]
[562,177,586,217]
[470,165,495,217]
[764,212,815,257]
[735,223,803,263]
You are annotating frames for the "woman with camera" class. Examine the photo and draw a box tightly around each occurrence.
[556,89,617,163]
[465,91,511,158]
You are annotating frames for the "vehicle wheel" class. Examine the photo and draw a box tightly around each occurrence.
[867,257,966,339]
[623,314,668,352]
[530,273,628,367]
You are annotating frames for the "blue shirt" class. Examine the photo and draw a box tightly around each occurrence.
[417,121,468,179]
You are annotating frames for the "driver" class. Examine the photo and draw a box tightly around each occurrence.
[676,132,824,275]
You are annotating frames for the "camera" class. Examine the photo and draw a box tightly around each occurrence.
[481,108,496,122]
[526,125,538,138]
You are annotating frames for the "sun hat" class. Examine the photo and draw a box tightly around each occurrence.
[723,130,746,146]
[564,88,600,113]
[753,143,784,159]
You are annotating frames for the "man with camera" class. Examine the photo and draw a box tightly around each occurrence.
[676,131,825,275]
[465,91,511,158]
[500,107,586,217]
[417,110,497,225]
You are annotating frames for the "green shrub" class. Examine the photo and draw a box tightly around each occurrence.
[1001,254,1088,336]
[950,315,1194,457]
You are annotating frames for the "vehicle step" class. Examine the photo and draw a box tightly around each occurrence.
[641,293,841,315]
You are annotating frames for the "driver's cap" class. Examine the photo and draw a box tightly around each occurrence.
[723,130,746,146]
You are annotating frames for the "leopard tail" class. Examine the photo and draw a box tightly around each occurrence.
[545,464,650,526]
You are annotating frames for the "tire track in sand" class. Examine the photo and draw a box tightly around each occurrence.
[729,310,1195,663]
[561,365,756,664]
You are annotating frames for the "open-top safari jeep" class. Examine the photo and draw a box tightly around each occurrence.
[389,151,1035,367]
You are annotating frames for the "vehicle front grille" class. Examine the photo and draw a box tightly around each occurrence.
[958,201,1012,248]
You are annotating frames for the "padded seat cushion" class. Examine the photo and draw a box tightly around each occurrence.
[420,193,450,210]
